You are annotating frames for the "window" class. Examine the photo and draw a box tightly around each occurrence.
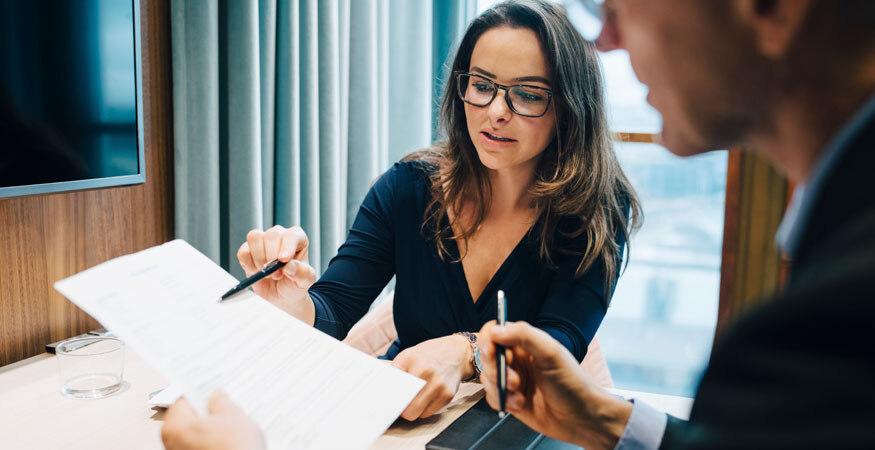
[605,141,726,396]
[599,55,726,397]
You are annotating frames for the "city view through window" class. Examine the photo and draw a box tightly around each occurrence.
[596,41,726,397]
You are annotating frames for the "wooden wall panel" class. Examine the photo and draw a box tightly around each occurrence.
[0,0,173,367]
[717,149,788,335]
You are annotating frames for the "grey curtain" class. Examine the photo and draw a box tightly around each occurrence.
[172,0,476,277]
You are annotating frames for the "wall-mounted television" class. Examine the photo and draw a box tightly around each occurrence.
[0,0,144,199]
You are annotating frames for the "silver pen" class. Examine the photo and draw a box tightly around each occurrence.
[497,290,508,418]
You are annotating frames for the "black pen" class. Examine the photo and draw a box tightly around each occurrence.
[496,289,508,418]
[219,259,287,302]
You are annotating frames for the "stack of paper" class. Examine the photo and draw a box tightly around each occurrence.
[55,240,424,449]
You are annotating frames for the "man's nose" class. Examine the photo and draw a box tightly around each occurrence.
[595,16,620,52]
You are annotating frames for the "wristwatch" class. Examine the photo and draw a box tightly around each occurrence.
[455,331,483,382]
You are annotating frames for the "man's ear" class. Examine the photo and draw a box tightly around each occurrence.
[733,0,814,58]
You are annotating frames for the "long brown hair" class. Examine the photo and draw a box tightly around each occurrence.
[410,0,641,302]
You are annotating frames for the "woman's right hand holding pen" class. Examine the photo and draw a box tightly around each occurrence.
[236,225,317,324]
[477,320,633,450]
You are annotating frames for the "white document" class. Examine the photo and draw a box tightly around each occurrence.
[148,384,184,408]
[54,239,424,450]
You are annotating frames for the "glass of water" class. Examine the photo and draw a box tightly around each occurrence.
[56,336,125,399]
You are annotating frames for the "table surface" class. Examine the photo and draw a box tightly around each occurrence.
[0,351,692,449]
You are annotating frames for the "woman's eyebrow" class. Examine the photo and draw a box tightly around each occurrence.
[470,66,496,78]
[511,75,551,86]
[470,66,551,86]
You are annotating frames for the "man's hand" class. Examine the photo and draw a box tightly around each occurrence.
[161,391,266,450]
[478,321,632,450]
[392,334,473,420]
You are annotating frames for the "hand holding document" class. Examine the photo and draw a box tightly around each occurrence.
[54,240,425,450]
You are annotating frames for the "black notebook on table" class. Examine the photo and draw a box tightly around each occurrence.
[426,398,582,450]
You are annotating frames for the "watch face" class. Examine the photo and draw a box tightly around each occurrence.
[473,346,483,373]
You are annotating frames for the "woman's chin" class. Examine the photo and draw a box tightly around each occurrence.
[475,149,509,171]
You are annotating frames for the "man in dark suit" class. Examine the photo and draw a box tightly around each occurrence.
[477,0,875,449]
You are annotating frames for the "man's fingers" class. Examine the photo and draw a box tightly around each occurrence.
[487,322,566,366]
[478,321,497,358]
[162,397,198,435]
[482,376,501,411]
[506,391,527,412]
[481,344,520,380]
[483,375,529,416]
[505,366,522,391]
[481,354,497,383]
[207,390,243,416]
[161,397,199,449]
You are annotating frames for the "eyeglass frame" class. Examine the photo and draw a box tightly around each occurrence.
[455,71,554,118]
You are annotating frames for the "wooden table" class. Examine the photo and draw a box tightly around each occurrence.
[0,351,692,449]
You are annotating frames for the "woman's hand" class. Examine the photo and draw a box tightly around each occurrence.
[392,334,474,420]
[161,391,265,450]
[236,225,317,323]
[478,321,632,450]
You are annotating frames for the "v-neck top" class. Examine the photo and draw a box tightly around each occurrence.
[308,160,623,362]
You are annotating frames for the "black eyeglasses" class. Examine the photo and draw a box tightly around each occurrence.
[456,72,553,118]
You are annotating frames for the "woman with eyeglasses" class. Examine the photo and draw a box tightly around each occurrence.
[162,1,640,447]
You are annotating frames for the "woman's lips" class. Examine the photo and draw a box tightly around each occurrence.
[480,131,517,145]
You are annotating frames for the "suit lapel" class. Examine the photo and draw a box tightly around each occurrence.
[791,113,875,280]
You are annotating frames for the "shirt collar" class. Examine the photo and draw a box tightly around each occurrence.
[776,91,875,257]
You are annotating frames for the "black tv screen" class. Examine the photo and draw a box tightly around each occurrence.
[0,0,144,199]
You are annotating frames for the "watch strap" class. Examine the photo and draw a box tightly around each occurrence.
[455,331,481,382]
